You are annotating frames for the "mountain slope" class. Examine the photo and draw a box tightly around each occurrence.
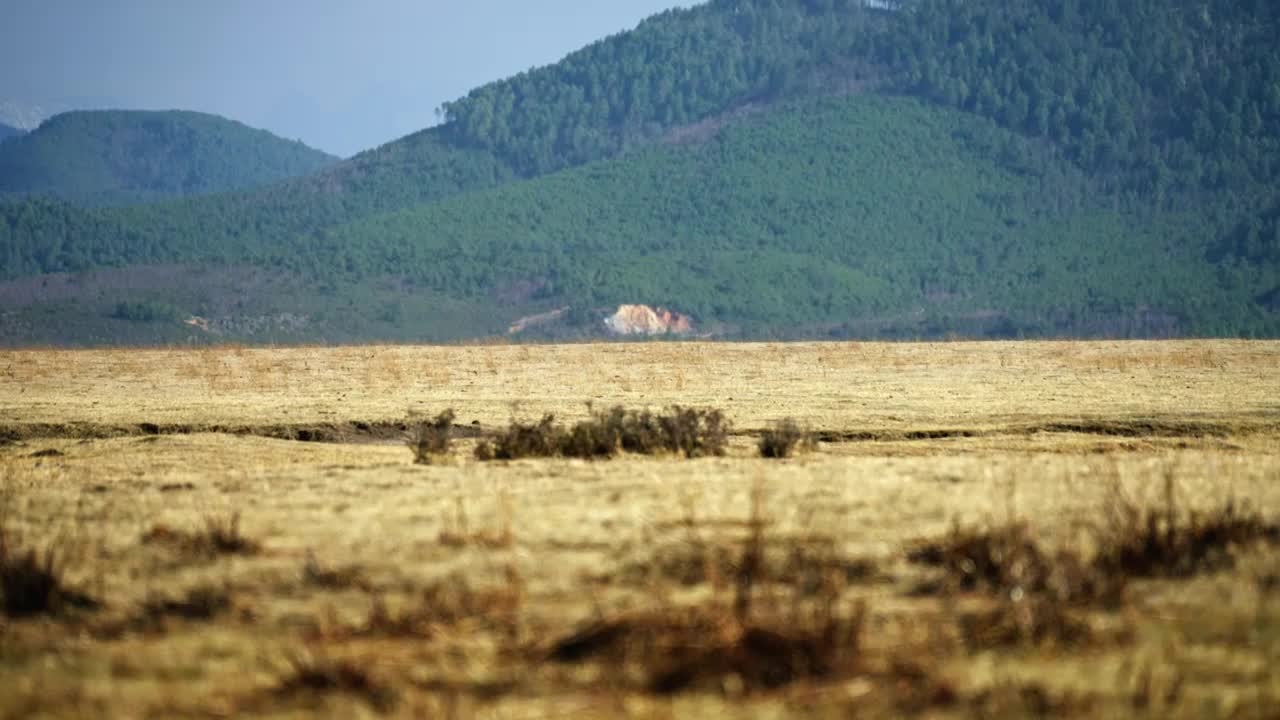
[1,0,1278,344]
[3,94,1274,344]
[0,122,22,143]
[0,110,338,206]
[0,2,896,250]
[315,93,1274,338]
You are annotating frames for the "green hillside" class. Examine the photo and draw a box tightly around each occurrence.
[0,110,338,206]
[305,93,1278,339]
[0,0,1278,343]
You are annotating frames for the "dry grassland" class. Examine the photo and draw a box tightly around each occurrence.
[0,339,1278,718]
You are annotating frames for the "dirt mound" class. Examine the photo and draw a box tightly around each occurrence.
[604,305,693,336]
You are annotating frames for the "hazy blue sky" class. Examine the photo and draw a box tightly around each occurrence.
[0,1,694,156]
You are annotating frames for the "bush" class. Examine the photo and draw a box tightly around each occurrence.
[758,418,815,458]
[1094,479,1280,578]
[0,527,94,617]
[1,539,66,617]
[407,409,456,464]
[476,405,730,460]
[656,406,729,458]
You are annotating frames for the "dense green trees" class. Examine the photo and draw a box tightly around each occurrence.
[439,0,1280,200]
[441,0,887,175]
[2,0,1278,342]
[0,111,337,206]
[883,0,1280,197]
[4,94,1274,339]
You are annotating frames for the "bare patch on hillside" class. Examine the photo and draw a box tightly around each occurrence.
[508,307,570,335]
[604,304,693,336]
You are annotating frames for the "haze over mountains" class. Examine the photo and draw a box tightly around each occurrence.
[0,0,1277,345]
[0,110,337,206]
[0,122,22,143]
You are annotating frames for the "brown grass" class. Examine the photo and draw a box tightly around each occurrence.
[142,512,260,558]
[138,583,232,623]
[0,340,1278,717]
[907,522,1125,606]
[0,532,93,617]
[273,652,398,713]
[0,487,95,618]
[1095,475,1280,578]
[550,490,866,695]
[301,551,367,590]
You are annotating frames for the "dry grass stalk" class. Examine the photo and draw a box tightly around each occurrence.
[907,522,1125,606]
[275,652,398,713]
[142,512,260,558]
[0,535,87,617]
[1094,476,1280,578]
[907,522,1123,650]
[550,485,866,694]
[316,569,525,642]
[139,583,232,623]
[0,506,95,618]
[302,551,367,590]
[436,496,513,549]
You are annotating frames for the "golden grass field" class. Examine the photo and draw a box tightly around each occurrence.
[1,339,1279,718]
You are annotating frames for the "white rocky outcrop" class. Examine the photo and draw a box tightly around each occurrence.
[603,304,693,336]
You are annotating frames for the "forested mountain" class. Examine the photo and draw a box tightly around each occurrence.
[0,122,22,143]
[1,0,1278,344]
[0,110,337,206]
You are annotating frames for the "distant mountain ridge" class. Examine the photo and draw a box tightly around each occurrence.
[0,110,337,206]
[0,0,1278,345]
[0,122,22,143]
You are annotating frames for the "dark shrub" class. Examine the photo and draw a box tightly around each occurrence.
[476,406,730,460]
[758,418,814,458]
[407,409,457,464]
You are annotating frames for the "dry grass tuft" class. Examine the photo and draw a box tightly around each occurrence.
[1094,478,1280,578]
[313,569,525,642]
[654,406,730,459]
[969,681,1096,717]
[475,415,562,461]
[476,405,730,461]
[406,409,456,465]
[142,512,260,559]
[908,483,1280,651]
[551,485,866,694]
[623,534,877,593]
[436,496,514,549]
[0,533,94,618]
[139,583,232,623]
[549,599,866,695]
[907,522,1124,606]
[958,596,1097,649]
[758,418,816,458]
[0,503,95,618]
[908,521,1128,650]
[275,652,398,713]
[0,540,65,617]
[302,551,367,590]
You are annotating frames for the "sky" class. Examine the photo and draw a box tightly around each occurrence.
[0,1,695,157]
